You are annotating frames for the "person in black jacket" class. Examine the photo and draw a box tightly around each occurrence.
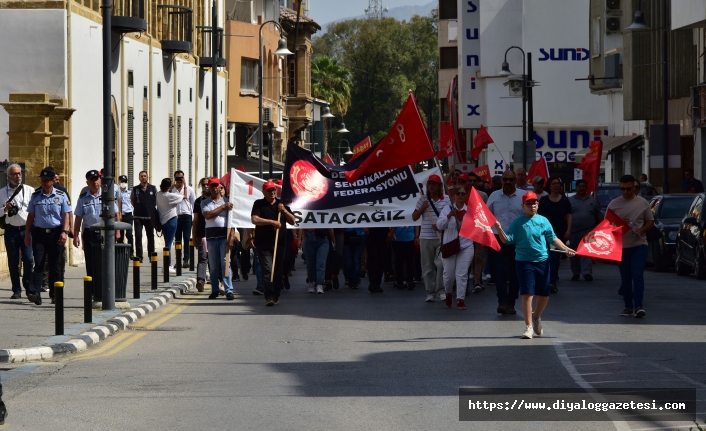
[365,227,388,293]
[130,171,158,263]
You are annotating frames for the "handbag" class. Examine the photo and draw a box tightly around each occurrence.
[0,185,24,230]
[440,210,461,258]
[152,210,163,235]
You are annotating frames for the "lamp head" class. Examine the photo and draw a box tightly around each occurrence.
[322,106,335,118]
[498,61,513,77]
[275,38,294,56]
[344,147,353,155]
[338,123,350,133]
[626,9,650,31]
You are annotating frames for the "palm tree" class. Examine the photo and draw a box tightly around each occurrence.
[311,56,352,114]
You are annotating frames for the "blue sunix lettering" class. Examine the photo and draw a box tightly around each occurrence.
[538,48,590,62]
[467,105,480,116]
[494,160,504,170]
[467,1,477,13]
[466,28,479,40]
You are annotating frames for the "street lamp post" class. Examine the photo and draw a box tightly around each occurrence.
[336,113,349,134]
[259,20,293,179]
[627,0,669,193]
[498,46,529,170]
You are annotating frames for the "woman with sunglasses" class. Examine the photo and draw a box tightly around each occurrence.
[436,184,474,310]
[495,192,575,339]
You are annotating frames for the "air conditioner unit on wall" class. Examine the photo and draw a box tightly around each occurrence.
[606,16,621,34]
[606,0,621,13]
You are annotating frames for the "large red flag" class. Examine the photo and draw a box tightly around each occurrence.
[575,219,623,262]
[527,157,549,182]
[577,140,603,194]
[459,187,501,251]
[472,165,491,182]
[345,94,435,183]
[437,121,455,158]
[471,125,494,160]
[349,136,372,162]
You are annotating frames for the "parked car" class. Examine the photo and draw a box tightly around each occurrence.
[675,193,706,279]
[594,182,659,214]
[646,194,695,272]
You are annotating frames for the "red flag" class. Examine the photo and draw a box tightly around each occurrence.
[236,165,245,172]
[577,140,603,194]
[527,157,549,182]
[459,187,501,251]
[448,79,466,163]
[345,94,435,183]
[437,121,455,158]
[472,165,491,182]
[471,125,494,160]
[219,171,231,196]
[348,137,372,162]
[575,219,623,262]
[323,153,335,165]
[605,208,631,235]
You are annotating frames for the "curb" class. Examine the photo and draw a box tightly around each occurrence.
[0,277,196,364]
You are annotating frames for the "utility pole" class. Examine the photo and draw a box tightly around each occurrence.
[101,0,116,310]
[364,0,388,19]
[211,0,219,177]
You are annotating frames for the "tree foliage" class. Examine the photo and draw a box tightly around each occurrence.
[311,57,352,114]
[312,12,438,152]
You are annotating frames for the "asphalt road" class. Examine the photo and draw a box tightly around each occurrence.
[1,258,705,431]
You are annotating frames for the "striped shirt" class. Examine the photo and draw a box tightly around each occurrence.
[415,194,451,240]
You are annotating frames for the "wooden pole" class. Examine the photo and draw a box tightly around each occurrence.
[270,212,282,283]
[224,228,232,277]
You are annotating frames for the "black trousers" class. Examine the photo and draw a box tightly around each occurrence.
[366,237,386,289]
[258,247,284,301]
[82,229,102,278]
[326,230,345,280]
[30,227,63,298]
[133,216,155,259]
[118,212,134,254]
[392,241,415,287]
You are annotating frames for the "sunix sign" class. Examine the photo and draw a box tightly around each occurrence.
[533,128,608,162]
[539,48,590,61]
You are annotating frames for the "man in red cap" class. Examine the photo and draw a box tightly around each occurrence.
[202,177,237,300]
[496,191,575,339]
[251,180,295,305]
[412,174,450,301]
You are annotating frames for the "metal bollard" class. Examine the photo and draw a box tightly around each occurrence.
[151,252,158,290]
[54,281,64,336]
[132,257,141,299]
[163,247,170,283]
[84,276,92,323]
[189,239,195,271]
[175,241,182,277]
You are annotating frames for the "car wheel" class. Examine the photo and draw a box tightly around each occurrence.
[695,248,706,280]
[675,245,690,276]
[652,241,667,272]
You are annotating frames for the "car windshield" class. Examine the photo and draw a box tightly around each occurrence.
[595,186,621,209]
[658,197,694,219]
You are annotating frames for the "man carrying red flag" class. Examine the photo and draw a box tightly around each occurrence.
[495,192,576,340]
[345,94,435,183]
[605,174,654,318]
[471,125,494,160]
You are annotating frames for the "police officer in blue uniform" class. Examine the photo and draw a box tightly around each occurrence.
[24,168,72,305]
[73,170,106,282]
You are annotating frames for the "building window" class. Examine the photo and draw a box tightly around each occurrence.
[206,97,209,110]
[177,116,182,170]
[440,47,458,69]
[142,112,149,171]
[220,101,223,114]
[289,60,296,95]
[128,71,134,87]
[143,86,148,99]
[169,116,174,175]
[157,82,161,98]
[205,122,210,176]
[240,58,258,91]
[439,0,457,20]
[178,89,181,104]
[188,118,193,186]
[190,88,193,102]
[127,110,134,184]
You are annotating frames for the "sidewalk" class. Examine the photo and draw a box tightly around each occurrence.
[0,258,197,355]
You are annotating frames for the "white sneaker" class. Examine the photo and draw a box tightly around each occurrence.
[169,265,176,274]
[307,282,315,293]
[425,294,435,302]
[532,314,543,336]
[316,285,324,294]
[522,325,533,339]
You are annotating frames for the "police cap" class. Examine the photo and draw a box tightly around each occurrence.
[118,175,128,183]
[86,170,101,179]
[39,168,56,179]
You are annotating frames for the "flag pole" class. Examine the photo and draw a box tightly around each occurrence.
[270,212,282,283]
[224,228,232,277]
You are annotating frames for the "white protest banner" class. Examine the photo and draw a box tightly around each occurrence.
[228,168,441,229]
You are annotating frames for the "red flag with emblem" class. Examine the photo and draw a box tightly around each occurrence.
[459,187,501,251]
[575,219,623,262]
[472,165,491,182]
[527,157,550,182]
[471,125,494,160]
[348,137,372,162]
[344,94,435,183]
[323,153,335,165]
[437,121,455,158]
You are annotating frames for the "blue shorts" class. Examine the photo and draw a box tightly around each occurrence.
[516,260,550,296]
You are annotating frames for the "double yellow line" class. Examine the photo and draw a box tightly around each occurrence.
[72,296,199,361]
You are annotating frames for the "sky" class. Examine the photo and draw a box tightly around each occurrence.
[307,0,432,26]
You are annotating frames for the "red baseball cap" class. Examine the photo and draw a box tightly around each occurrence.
[522,191,538,203]
[262,181,277,191]
[427,174,442,183]
[457,173,471,182]
[207,177,220,186]
[275,179,283,186]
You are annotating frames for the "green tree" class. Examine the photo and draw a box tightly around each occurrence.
[311,56,352,114]
[312,11,438,151]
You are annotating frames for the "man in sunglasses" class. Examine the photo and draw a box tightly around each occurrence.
[606,175,654,318]
[486,170,526,315]
[171,170,196,268]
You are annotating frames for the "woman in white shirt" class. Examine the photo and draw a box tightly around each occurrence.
[156,178,186,273]
[436,184,474,310]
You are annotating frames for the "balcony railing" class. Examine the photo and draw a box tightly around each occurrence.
[157,5,193,53]
[112,0,147,33]
[196,26,225,68]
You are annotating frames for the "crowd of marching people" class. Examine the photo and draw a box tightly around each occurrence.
[2,161,655,340]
